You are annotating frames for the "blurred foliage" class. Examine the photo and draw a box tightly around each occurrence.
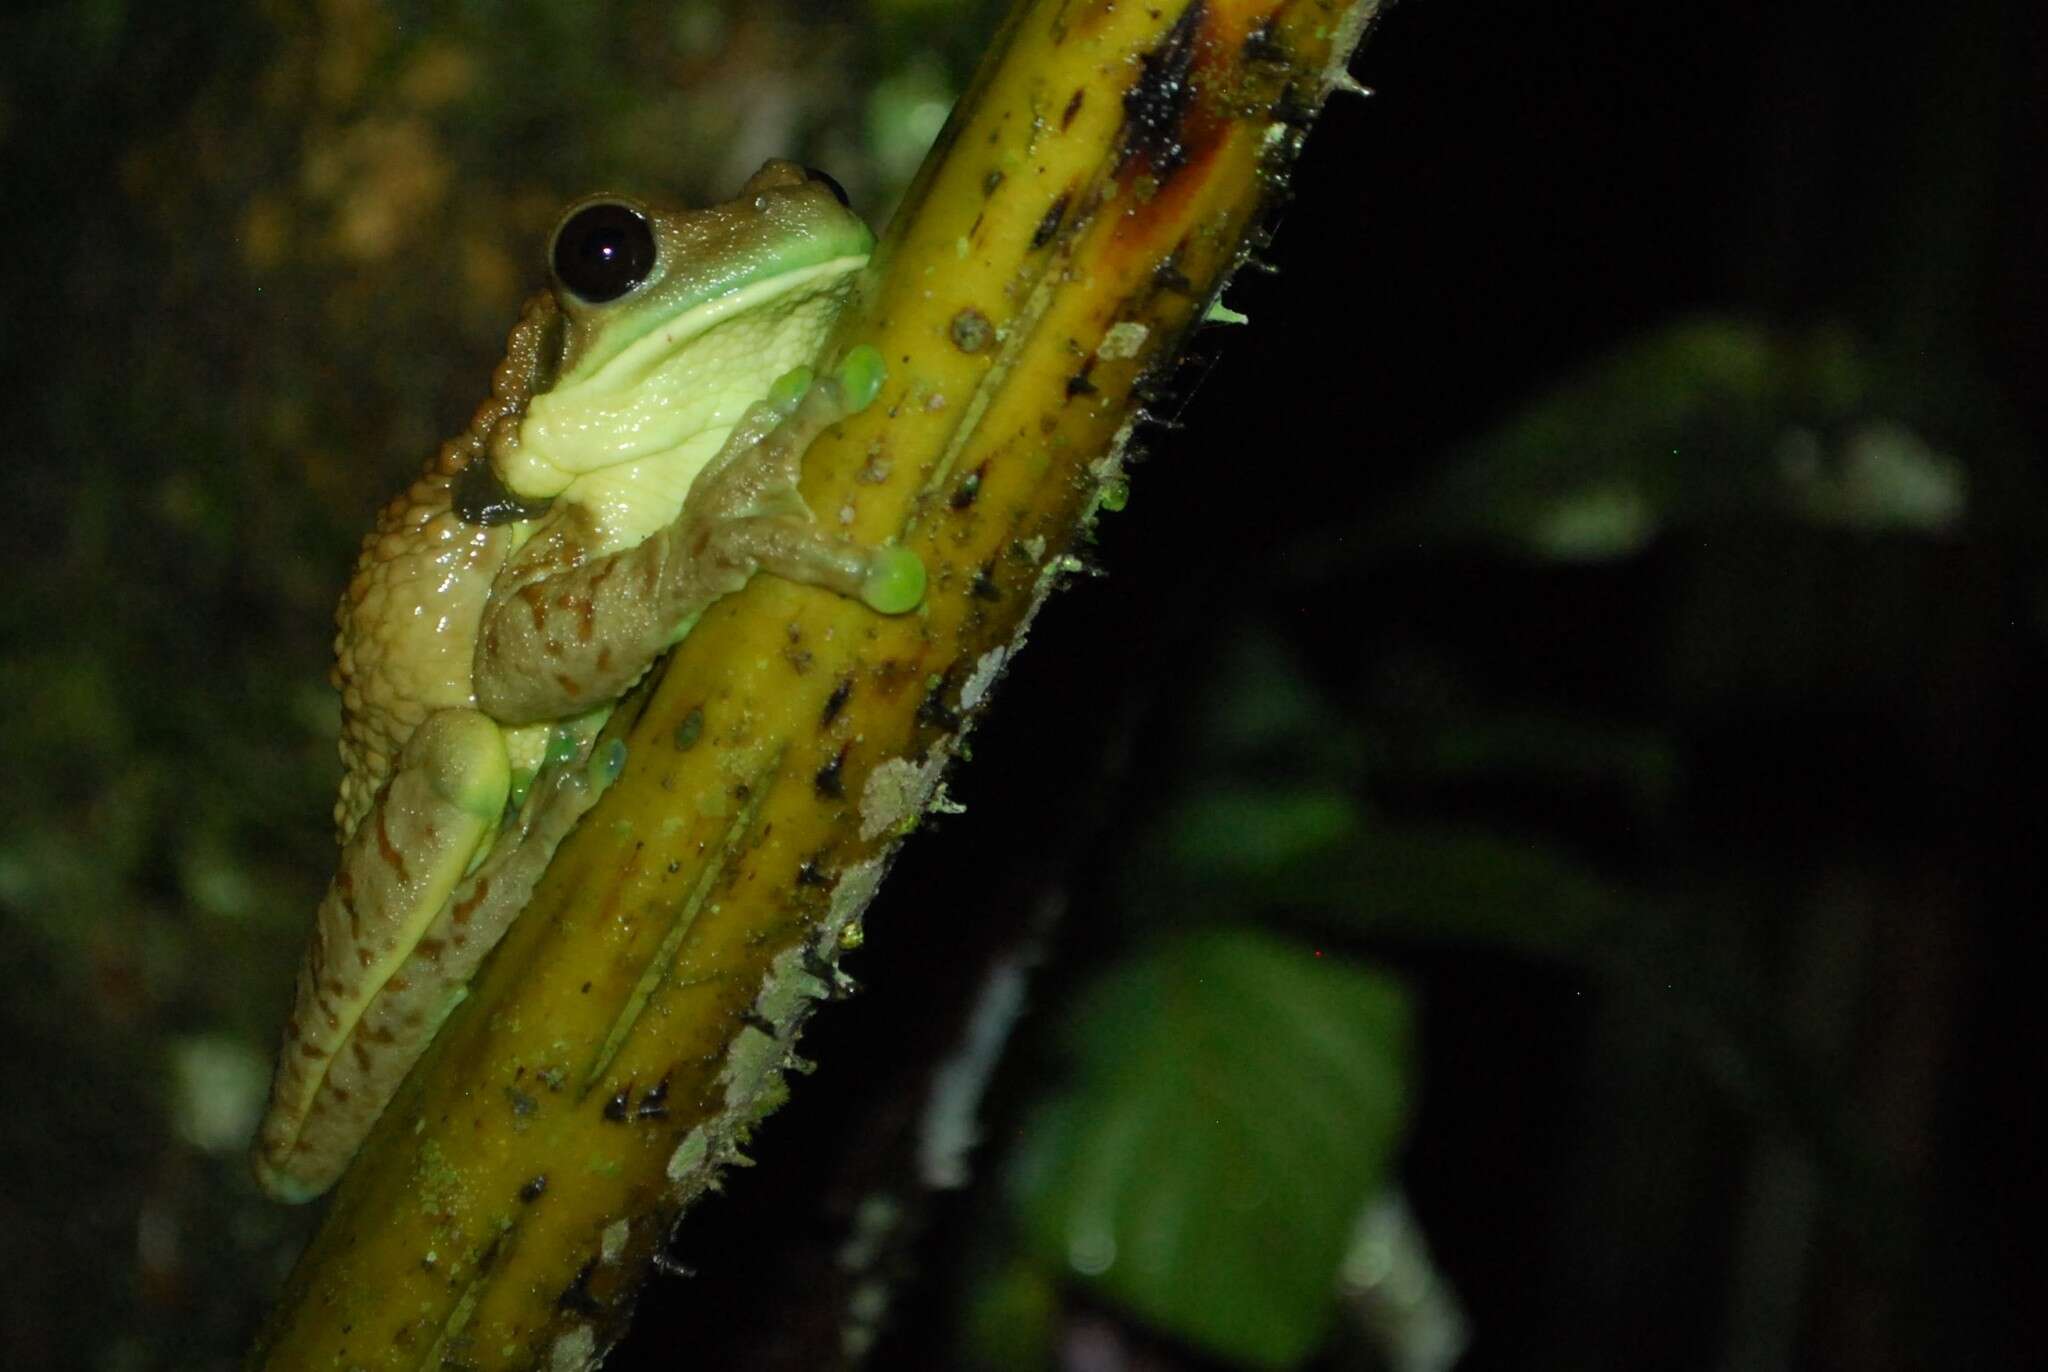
[1342,318,1982,565]
[1004,930,1412,1368]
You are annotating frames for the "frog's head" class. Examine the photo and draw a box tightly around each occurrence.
[484,160,874,505]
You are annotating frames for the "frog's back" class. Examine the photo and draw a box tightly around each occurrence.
[331,296,557,837]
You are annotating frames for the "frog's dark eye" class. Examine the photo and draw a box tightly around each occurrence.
[802,167,852,208]
[551,202,655,304]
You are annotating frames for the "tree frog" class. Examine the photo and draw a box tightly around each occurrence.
[252,161,923,1202]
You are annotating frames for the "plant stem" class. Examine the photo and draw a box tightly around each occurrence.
[249,0,1387,1365]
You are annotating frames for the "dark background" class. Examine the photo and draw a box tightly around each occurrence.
[1,1,2039,1368]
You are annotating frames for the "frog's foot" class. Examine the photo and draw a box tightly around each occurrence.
[689,344,888,508]
[682,345,923,614]
[474,349,920,725]
[692,513,925,614]
[252,710,511,1203]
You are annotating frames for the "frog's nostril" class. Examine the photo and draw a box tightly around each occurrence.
[552,201,655,304]
[802,166,852,209]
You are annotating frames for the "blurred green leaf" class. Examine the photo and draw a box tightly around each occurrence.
[1384,710,1678,812]
[1156,788,1362,876]
[866,57,958,186]
[1132,786,1629,958]
[960,1253,1062,1371]
[1008,930,1413,1368]
[1777,419,1964,531]
[1295,317,1963,571]
[1197,634,1365,772]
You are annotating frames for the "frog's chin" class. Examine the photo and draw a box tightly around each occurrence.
[501,255,865,501]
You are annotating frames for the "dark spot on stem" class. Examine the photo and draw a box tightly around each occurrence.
[1273,82,1316,129]
[1119,0,1205,178]
[821,677,853,728]
[814,745,848,800]
[1031,192,1071,250]
[801,944,858,1000]
[949,308,993,354]
[557,1259,604,1317]
[918,672,962,732]
[635,1076,671,1121]
[950,466,984,510]
[674,707,704,751]
[1242,18,1287,66]
[870,658,915,699]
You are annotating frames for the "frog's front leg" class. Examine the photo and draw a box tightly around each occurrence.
[473,355,923,722]
[252,709,511,1201]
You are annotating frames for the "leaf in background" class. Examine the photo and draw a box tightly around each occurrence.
[1185,631,1367,783]
[1157,788,1363,879]
[1379,709,1678,811]
[1132,789,1630,960]
[1008,929,1413,1369]
[1292,317,1938,571]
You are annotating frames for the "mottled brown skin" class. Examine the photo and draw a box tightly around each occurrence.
[255,307,559,1200]
[473,375,881,720]
[330,296,553,836]
[255,163,895,1202]
[255,719,584,1197]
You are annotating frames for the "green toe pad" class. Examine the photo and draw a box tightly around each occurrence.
[419,715,512,819]
[767,365,814,409]
[860,545,926,615]
[587,737,629,790]
[838,344,886,414]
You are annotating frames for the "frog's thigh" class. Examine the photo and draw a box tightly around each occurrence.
[253,709,510,1202]
[324,759,614,1106]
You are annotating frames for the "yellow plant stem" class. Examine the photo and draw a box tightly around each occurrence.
[250,0,1386,1365]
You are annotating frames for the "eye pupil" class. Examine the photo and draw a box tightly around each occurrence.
[803,166,852,208]
[552,202,655,304]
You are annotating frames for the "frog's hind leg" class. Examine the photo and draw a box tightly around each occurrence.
[252,709,510,1203]
[278,742,623,1182]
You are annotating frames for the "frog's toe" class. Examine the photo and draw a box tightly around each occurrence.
[859,545,926,615]
[836,344,886,414]
[251,1154,327,1206]
[408,712,512,819]
[766,364,815,410]
[586,737,629,791]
